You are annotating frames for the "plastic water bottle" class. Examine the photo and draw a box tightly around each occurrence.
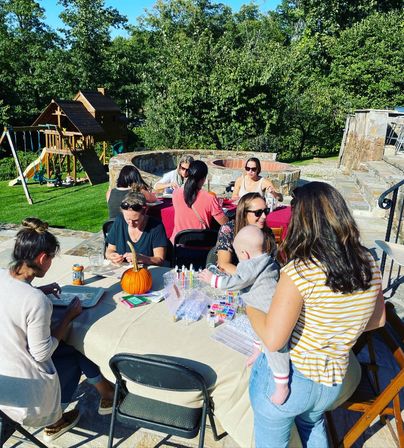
[265,191,276,212]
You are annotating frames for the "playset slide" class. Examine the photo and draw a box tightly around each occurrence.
[8,148,47,186]
[76,148,108,185]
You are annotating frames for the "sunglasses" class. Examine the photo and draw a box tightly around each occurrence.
[246,208,270,217]
[245,166,257,172]
[120,202,144,212]
[179,165,189,172]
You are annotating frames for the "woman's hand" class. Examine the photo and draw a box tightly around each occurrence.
[170,181,179,189]
[123,252,146,264]
[109,251,125,264]
[52,297,82,341]
[38,282,62,299]
[199,269,213,285]
[65,297,82,320]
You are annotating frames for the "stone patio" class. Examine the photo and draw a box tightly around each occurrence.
[2,157,403,447]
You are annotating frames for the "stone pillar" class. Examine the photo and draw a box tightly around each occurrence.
[339,109,389,173]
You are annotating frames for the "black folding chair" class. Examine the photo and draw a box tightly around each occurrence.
[172,229,219,269]
[102,219,115,257]
[0,410,47,448]
[108,353,226,448]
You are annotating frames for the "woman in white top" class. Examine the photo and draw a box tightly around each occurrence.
[232,157,283,201]
[0,218,114,442]
[154,154,194,193]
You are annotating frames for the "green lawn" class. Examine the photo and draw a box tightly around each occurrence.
[289,155,339,166]
[0,180,109,232]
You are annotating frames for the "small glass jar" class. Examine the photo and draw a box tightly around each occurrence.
[72,264,84,285]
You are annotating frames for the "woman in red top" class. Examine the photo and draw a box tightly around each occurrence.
[171,160,228,243]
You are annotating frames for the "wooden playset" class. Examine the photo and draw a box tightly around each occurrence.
[1,88,127,204]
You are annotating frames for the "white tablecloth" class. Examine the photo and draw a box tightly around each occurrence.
[36,255,359,448]
[36,257,259,447]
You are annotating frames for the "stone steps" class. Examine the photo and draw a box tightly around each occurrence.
[351,171,388,217]
[364,160,404,186]
[351,159,404,216]
[332,175,373,216]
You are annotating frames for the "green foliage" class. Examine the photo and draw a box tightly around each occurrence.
[328,11,404,109]
[59,0,127,90]
[0,151,39,180]
[0,0,402,162]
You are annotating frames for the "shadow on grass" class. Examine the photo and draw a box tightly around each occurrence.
[32,184,93,205]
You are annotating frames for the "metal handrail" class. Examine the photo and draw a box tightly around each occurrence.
[378,179,404,296]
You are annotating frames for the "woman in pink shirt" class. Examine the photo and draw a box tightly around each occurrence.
[171,160,228,243]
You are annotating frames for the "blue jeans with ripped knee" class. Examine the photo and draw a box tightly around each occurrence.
[249,354,343,448]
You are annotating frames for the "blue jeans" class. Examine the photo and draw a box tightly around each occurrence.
[249,354,343,448]
[52,342,101,406]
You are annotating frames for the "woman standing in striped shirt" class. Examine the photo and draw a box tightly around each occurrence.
[246,182,385,448]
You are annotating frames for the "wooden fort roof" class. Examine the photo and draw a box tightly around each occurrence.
[32,100,105,136]
[73,90,121,113]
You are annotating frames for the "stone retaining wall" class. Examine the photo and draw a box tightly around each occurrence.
[109,149,300,195]
[339,109,404,173]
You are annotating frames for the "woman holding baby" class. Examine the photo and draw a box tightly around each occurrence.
[245,182,385,447]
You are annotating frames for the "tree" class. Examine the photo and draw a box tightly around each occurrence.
[0,0,60,123]
[59,0,127,90]
[140,0,287,150]
[328,11,404,109]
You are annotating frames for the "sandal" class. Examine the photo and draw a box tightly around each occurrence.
[43,409,80,442]
[98,397,114,415]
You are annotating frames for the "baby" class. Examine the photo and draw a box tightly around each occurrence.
[199,225,290,405]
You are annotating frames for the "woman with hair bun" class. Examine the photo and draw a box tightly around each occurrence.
[246,182,385,448]
[0,218,114,442]
[171,160,228,243]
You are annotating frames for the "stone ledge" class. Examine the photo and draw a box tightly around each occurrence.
[109,149,300,195]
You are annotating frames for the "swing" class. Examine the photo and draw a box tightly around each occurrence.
[32,156,62,186]
[29,131,34,152]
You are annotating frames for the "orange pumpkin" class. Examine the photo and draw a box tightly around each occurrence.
[120,241,153,294]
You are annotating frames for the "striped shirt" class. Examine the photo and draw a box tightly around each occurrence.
[282,255,381,386]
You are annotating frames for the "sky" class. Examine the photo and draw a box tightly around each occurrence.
[40,0,281,36]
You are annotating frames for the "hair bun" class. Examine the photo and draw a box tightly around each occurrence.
[21,217,49,233]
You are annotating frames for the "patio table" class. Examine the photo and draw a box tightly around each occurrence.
[36,256,257,447]
[32,254,359,447]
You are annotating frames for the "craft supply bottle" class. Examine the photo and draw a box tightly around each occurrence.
[207,311,218,328]
[72,264,84,285]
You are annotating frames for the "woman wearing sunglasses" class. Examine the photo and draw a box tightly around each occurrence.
[246,182,385,448]
[106,165,157,220]
[232,157,283,201]
[154,154,194,194]
[106,191,168,266]
[216,193,275,274]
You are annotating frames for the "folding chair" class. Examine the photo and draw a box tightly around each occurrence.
[269,227,284,245]
[108,353,227,448]
[0,409,47,448]
[172,229,219,270]
[326,304,404,447]
[102,219,115,257]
